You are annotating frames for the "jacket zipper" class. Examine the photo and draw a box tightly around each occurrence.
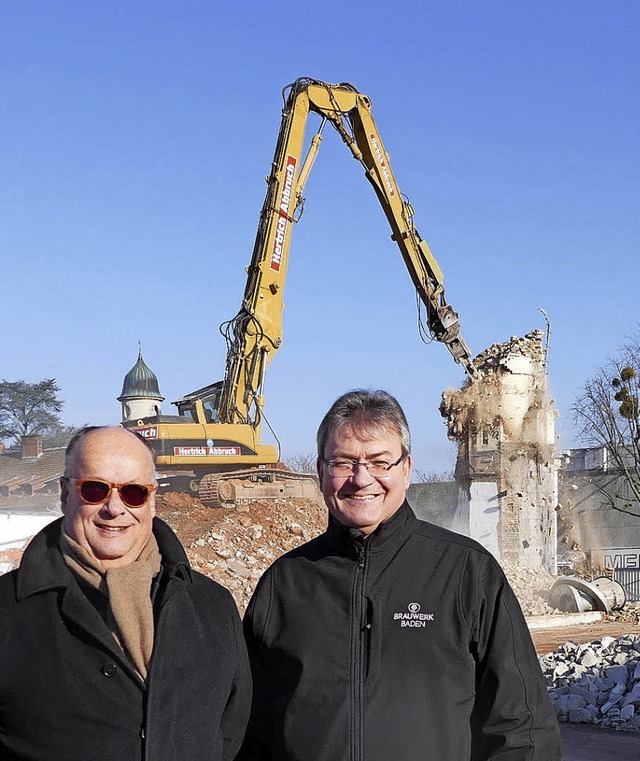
[351,541,367,761]
[141,692,148,760]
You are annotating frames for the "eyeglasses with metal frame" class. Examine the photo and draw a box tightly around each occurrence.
[64,477,157,508]
[322,455,405,478]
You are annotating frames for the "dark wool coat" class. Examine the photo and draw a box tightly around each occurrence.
[241,502,561,761]
[0,517,251,761]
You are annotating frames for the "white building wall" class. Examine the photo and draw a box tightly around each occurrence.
[454,481,501,560]
[121,398,161,422]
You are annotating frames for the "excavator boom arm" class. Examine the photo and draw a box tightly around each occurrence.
[304,81,479,379]
[217,78,478,430]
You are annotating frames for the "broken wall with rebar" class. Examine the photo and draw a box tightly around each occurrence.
[441,330,557,571]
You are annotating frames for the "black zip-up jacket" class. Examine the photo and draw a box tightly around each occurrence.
[0,517,251,761]
[242,502,561,761]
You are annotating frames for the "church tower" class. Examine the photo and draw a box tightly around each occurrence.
[118,349,165,423]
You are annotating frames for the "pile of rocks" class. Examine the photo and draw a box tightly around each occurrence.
[439,330,550,440]
[607,601,640,626]
[155,492,327,613]
[473,330,546,372]
[502,562,557,617]
[540,634,640,731]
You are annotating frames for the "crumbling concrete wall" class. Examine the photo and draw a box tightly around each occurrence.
[441,330,557,572]
[557,452,640,573]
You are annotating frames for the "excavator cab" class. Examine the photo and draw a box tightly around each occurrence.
[173,381,223,424]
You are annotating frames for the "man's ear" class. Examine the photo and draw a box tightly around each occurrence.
[316,457,323,481]
[403,454,413,489]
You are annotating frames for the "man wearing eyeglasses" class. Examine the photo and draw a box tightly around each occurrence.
[241,389,561,760]
[0,426,251,761]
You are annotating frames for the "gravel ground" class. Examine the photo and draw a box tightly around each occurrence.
[531,619,640,655]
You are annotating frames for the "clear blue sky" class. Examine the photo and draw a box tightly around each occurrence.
[2,2,638,473]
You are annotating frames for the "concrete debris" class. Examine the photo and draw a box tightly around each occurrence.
[540,634,640,731]
[549,576,626,614]
[473,330,547,370]
[226,560,252,579]
[501,562,557,617]
[441,330,549,442]
[606,602,640,626]
[153,492,328,613]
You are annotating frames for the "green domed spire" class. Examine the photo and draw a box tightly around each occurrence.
[118,348,164,402]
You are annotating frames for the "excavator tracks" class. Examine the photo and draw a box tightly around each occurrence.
[197,468,319,508]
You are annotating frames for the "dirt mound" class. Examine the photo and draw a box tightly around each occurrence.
[155,492,327,613]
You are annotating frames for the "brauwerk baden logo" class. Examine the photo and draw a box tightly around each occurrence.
[393,602,434,627]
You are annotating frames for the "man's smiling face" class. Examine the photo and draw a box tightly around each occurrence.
[61,428,156,569]
[317,422,412,535]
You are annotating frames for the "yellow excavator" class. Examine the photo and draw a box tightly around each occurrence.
[126,77,479,507]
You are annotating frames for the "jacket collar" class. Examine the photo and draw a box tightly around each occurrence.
[325,500,417,556]
[16,516,192,601]
[151,516,193,582]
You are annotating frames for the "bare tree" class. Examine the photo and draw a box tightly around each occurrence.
[0,379,64,448]
[572,330,640,516]
[282,452,317,474]
[412,469,455,483]
[43,423,84,449]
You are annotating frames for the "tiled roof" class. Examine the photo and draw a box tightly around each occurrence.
[0,447,65,496]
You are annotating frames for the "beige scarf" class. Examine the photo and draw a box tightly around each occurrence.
[61,527,162,680]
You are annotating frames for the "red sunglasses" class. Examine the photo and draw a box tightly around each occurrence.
[64,478,157,509]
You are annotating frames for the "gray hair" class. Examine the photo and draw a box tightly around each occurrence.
[64,425,156,475]
[316,389,411,458]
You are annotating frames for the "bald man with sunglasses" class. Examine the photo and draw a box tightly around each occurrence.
[0,426,251,761]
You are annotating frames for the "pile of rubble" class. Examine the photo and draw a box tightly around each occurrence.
[439,330,549,441]
[540,634,640,730]
[501,562,557,617]
[155,492,327,613]
[606,601,640,626]
[473,330,547,372]
[158,494,565,617]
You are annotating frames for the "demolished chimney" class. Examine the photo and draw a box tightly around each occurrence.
[440,330,558,573]
[21,435,43,460]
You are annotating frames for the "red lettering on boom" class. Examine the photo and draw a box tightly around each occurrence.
[270,155,297,271]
